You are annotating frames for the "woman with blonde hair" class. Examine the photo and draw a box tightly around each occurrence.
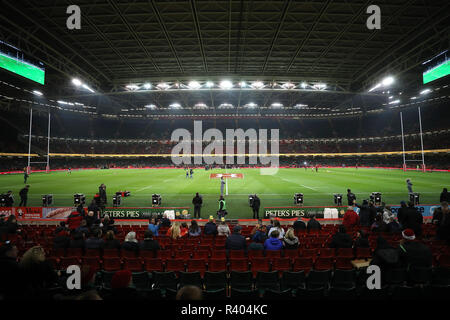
[167,222,181,240]
[19,246,58,291]
[283,228,299,250]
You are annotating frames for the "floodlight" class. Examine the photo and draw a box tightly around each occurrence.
[301,82,307,88]
[82,84,95,93]
[382,76,395,86]
[143,83,152,89]
[282,82,295,89]
[72,78,82,86]
[157,83,170,90]
[188,81,201,89]
[389,100,400,104]
[314,83,327,90]
[206,81,214,88]
[271,103,283,108]
[126,84,139,90]
[420,89,432,95]
[410,97,417,100]
[251,81,265,89]
[245,102,257,108]
[220,80,233,90]
[32,90,43,96]
[169,103,181,109]
[145,104,157,109]
[239,81,247,87]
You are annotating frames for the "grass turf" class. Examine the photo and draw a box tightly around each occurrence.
[0,168,447,219]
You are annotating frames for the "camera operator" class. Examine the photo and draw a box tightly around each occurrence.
[347,189,356,206]
[251,194,261,219]
[19,185,30,207]
[98,184,107,210]
[192,193,203,219]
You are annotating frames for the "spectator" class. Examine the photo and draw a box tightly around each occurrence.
[251,223,267,243]
[176,286,203,301]
[148,218,160,237]
[106,270,140,300]
[85,229,104,250]
[264,230,283,251]
[139,230,160,253]
[371,215,387,233]
[19,246,58,294]
[160,213,172,228]
[76,220,90,237]
[347,188,356,206]
[180,223,189,238]
[293,217,306,231]
[440,188,450,203]
[217,218,231,237]
[69,231,85,249]
[167,223,182,240]
[19,185,30,207]
[353,230,370,248]
[0,242,24,299]
[53,230,71,250]
[188,220,201,237]
[283,228,299,250]
[225,225,247,252]
[343,206,360,229]
[122,232,139,254]
[432,202,449,226]
[402,201,423,237]
[307,214,322,231]
[5,215,19,234]
[433,202,450,243]
[67,210,83,231]
[204,216,218,236]
[386,217,401,233]
[101,215,117,234]
[268,220,285,239]
[370,237,400,284]
[382,206,395,225]
[54,221,69,235]
[398,229,432,268]
[85,211,98,229]
[397,201,408,228]
[358,200,375,227]
[88,199,100,218]
[103,231,121,250]
[330,225,353,248]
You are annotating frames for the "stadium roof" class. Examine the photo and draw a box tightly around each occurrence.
[0,0,449,115]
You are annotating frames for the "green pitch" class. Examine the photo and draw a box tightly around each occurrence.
[0,168,447,219]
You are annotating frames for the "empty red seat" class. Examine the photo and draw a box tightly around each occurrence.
[66,248,83,257]
[208,259,227,272]
[155,250,172,261]
[248,250,264,259]
[229,259,249,272]
[84,249,101,258]
[337,248,354,259]
[272,258,291,276]
[284,249,299,260]
[314,257,334,271]
[173,250,192,260]
[193,250,210,260]
[60,257,81,270]
[103,257,122,271]
[166,259,186,274]
[187,259,207,277]
[265,250,281,260]
[139,250,156,259]
[230,250,246,259]
[123,258,143,272]
[250,258,270,277]
[293,257,313,274]
[211,250,226,260]
[320,248,335,258]
[81,257,102,272]
[144,258,164,272]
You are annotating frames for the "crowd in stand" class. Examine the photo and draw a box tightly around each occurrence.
[0,197,449,300]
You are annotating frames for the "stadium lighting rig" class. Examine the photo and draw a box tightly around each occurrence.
[72,78,95,93]
[420,88,432,95]
[32,90,43,96]
[368,76,395,92]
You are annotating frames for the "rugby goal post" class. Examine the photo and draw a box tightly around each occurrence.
[400,107,426,172]
[27,108,51,174]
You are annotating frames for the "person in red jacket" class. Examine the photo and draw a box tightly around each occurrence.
[343,206,360,229]
[67,211,83,231]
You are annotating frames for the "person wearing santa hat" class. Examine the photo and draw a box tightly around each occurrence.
[398,229,432,269]
[103,270,141,300]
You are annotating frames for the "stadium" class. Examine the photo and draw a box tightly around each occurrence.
[0,0,449,305]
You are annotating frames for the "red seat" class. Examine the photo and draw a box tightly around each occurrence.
[48,248,66,258]
[314,257,334,271]
[123,258,143,272]
[439,254,450,268]
[198,245,211,252]
[265,250,281,260]
[210,250,226,260]
[208,259,227,272]
[81,257,102,271]
[66,248,83,257]
[144,258,164,272]
[173,250,191,260]
[103,249,120,258]
[166,259,186,274]
[103,257,122,271]
[301,248,318,261]
[320,248,335,258]
[272,258,291,276]
[60,257,81,270]
[250,258,270,277]
[139,250,156,259]
[293,257,313,274]
[248,250,264,259]
[335,257,354,270]
[284,249,299,260]
[155,250,173,261]
[84,249,101,258]
[355,247,372,259]
[122,250,137,259]
[229,259,249,272]
[193,250,210,259]
[187,259,207,277]
[230,250,246,259]
[337,248,354,259]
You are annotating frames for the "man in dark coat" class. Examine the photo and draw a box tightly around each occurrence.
[307,215,322,231]
[398,229,432,268]
[347,189,356,206]
[192,193,203,219]
[99,184,107,209]
[225,225,247,252]
[330,225,353,248]
[433,202,450,243]
[251,194,261,219]
[19,185,30,207]
[402,202,423,237]
[204,216,218,236]
[139,230,161,253]
[440,188,450,203]
[357,200,372,227]
[293,218,306,231]
[0,243,24,300]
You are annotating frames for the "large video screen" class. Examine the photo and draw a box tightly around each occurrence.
[0,52,45,85]
[423,52,449,84]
